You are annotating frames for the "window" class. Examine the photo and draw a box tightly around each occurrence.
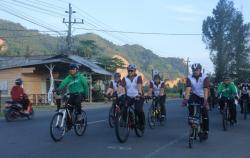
[0,80,8,94]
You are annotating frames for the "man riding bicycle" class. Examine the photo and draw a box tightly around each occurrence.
[217,76,238,124]
[148,70,166,120]
[56,63,88,121]
[121,64,145,130]
[239,79,250,114]
[182,63,210,140]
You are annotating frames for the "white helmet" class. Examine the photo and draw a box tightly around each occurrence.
[191,63,202,70]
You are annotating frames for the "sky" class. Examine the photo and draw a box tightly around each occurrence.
[0,0,250,73]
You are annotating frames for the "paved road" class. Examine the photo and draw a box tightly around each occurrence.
[0,100,250,158]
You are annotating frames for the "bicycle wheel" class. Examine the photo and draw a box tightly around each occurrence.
[222,109,228,131]
[188,128,195,149]
[243,100,247,120]
[74,110,87,136]
[115,110,130,143]
[50,112,66,142]
[134,113,145,137]
[148,106,156,129]
[108,106,115,128]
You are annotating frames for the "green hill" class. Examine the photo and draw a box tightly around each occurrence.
[0,19,186,79]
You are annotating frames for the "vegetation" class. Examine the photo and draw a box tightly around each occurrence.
[0,19,186,80]
[202,0,250,83]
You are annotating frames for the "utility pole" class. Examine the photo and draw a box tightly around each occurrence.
[186,57,190,77]
[63,3,84,53]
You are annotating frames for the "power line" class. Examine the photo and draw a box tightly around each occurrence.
[26,0,67,11]
[73,27,203,36]
[0,28,67,33]
[0,3,64,36]
[9,0,65,17]
[0,34,58,38]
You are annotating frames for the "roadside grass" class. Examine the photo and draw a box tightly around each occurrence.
[167,93,181,98]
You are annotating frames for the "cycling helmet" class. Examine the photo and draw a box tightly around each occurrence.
[243,79,249,83]
[191,63,202,70]
[15,78,23,86]
[127,64,136,70]
[114,72,121,78]
[69,63,79,70]
[223,75,231,80]
[153,70,161,80]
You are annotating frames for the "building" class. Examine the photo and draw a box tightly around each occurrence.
[0,54,112,104]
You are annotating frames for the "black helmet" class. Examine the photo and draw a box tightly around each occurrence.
[69,63,79,70]
[153,70,161,80]
[127,64,136,70]
[154,74,161,80]
[15,78,23,86]
[191,63,202,70]
[223,75,231,81]
[114,72,121,78]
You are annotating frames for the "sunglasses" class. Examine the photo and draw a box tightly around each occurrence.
[128,70,134,73]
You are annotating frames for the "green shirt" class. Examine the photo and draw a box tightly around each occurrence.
[217,82,237,99]
[58,73,88,95]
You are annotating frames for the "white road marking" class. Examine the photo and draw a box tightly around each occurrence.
[107,146,132,151]
[144,133,188,158]
[88,119,108,125]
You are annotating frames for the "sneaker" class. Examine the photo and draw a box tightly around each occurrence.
[203,132,208,140]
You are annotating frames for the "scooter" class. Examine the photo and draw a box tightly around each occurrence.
[4,101,34,121]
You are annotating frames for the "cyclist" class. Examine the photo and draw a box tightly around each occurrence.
[148,71,166,120]
[121,64,145,130]
[208,83,216,109]
[56,63,88,121]
[217,76,238,124]
[182,63,210,140]
[106,72,125,97]
[11,78,31,113]
[239,79,250,113]
[106,72,125,109]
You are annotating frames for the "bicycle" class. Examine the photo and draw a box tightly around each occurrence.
[115,96,145,143]
[106,93,121,128]
[188,103,204,149]
[50,93,87,142]
[242,97,248,120]
[148,96,166,129]
[221,100,231,131]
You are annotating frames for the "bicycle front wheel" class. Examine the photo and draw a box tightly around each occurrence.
[50,112,66,142]
[108,106,115,128]
[134,113,145,137]
[222,110,228,131]
[243,100,247,120]
[148,106,156,129]
[74,110,87,136]
[115,111,130,143]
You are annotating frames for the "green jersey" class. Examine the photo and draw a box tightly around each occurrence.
[58,73,88,95]
[217,82,237,99]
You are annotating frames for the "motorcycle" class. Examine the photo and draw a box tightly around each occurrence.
[4,101,34,121]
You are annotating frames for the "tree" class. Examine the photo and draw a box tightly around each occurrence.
[96,56,126,72]
[202,0,250,81]
[77,40,99,58]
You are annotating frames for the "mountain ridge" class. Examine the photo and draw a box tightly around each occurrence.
[0,19,186,80]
